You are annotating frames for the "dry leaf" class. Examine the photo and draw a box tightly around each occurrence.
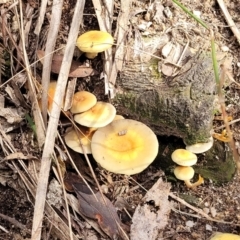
[130,178,172,240]
[37,50,98,77]
[0,107,24,124]
[161,43,182,76]
[64,173,128,239]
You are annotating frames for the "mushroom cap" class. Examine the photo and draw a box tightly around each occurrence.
[210,232,240,240]
[174,166,194,180]
[171,149,197,166]
[70,91,97,114]
[186,137,213,154]
[91,119,159,175]
[64,127,95,154]
[113,115,125,121]
[74,101,116,128]
[76,31,114,53]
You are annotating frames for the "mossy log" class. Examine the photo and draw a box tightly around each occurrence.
[114,39,216,145]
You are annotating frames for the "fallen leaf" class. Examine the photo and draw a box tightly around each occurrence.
[130,178,172,240]
[64,173,128,239]
[0,107,24,124]
[73,183,127,239]
[37,50,98,77]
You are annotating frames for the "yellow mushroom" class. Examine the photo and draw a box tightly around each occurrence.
[210,232,240,240]
[171,149,197,166]
[64,126,96,154]
[174,166,204,188]
[74,101,116,128]
[76,31,114,59]
[70,91,97,114]
[91,119,159,175]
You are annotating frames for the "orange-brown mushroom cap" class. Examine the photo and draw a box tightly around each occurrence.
[70,91,97,114]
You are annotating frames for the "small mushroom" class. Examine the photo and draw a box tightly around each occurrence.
[70,91,97,114]
[210,232,240,240]
[64,126,96,154]
[76,31,114,59]
[91,119,159,175]
[74,101,116,128]
[171,149,197,166]
[174,166,204,188]
[185,137,213,154]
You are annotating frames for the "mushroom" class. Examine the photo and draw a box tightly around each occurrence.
[185,137,214,154]
[171,149,197,166]
[174,166,204,188]
[91,119,159,175]
[113,115,125,121]
[76,31,114,59]
[74,101,116,128]
[38,81,63,112]
[64,126,96,154]
[210,232,240,240]
[70,91,97,114]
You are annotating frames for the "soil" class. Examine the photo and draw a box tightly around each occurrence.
[0,0,240,240]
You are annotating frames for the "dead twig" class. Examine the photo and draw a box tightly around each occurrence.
[31,1,86,240]
[170,192,240,226]
[0,213,31,234]
[41,0,63,126]
[217,0,240,44]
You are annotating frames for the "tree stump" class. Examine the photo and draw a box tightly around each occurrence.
[114,36,216,144]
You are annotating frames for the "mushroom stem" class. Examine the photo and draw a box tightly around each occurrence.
[184,175,204,188]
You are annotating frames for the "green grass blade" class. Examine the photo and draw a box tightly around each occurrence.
[25,113,37,137]
[172,0,209,29]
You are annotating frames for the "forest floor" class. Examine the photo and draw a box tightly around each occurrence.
[0,0,240,240]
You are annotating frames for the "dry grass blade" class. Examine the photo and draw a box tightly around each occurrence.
[34,0,48,35]
[92,0,114,97]
[41,0,64,126]
[18,1,46,147]
[31,1,86,240]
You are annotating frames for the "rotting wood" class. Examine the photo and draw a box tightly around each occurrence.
[114,42,216,144]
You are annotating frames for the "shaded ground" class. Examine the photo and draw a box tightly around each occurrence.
[0,0,240,239]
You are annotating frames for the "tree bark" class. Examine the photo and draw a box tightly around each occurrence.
[114,36,216,144]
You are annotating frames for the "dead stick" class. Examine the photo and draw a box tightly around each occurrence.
[217,0,240,44]
[31,1,85,240]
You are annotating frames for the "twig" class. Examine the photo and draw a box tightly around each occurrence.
[219,63,240,171]
[41,0,63,126]
[31,1,86,240]
[170,192,240,226]
[0,213,31,234]
[214,118,240,131]
[34,0,48,35]
[109,0,131,98]
[217,0,240,44]
[92,0,114,97]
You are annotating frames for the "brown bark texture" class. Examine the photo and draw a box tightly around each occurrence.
[114,36,216,145]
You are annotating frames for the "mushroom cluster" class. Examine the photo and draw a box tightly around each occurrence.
[171,149,204,188]
[64,91,159,175]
